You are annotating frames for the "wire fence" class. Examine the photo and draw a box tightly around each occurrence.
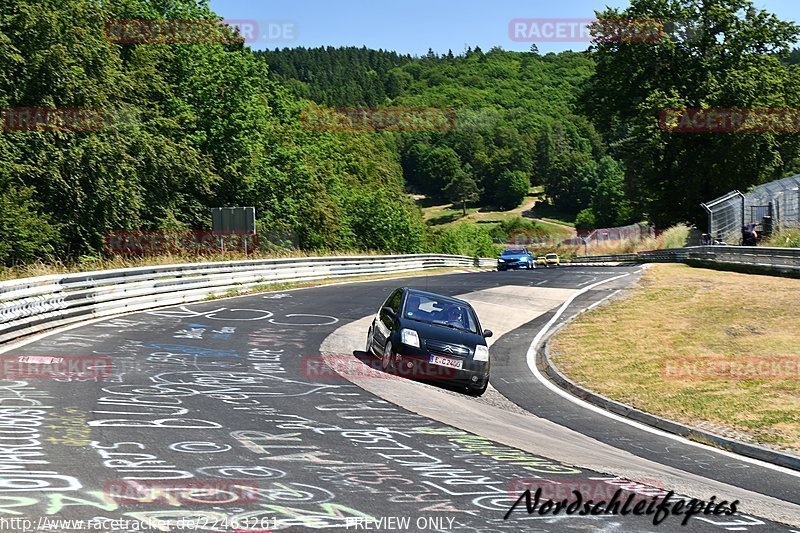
[503,223,656,254]
[745,175,800,232]
[701,191,744,245]
[581,223,655,252]
[702,174,800,245]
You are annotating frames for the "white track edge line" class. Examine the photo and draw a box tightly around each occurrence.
[525,272,800,479]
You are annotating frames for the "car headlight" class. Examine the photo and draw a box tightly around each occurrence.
[474,345,490,362]
[400,329,420,348]
[498,259,506,263]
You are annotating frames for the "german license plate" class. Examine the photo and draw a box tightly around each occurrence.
[429,355,463,369]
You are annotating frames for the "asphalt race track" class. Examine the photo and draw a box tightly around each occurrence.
[0,266,798,532]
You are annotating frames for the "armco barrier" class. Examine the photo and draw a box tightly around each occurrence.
[570,245,800,273]
[0,254,493,346]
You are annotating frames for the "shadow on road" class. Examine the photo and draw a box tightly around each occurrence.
[352,349,473,396]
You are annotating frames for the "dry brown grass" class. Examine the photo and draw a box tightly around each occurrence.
[550,263,800,451]
[0,250,384,282]
[584,225,690,256]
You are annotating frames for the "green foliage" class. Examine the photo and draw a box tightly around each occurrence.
[575,209,597,231]
[536,115,606,213]
[489,217,544,240]
[0,0,427,264]
[493,170,529,210]
[0,185,59,264]
[443,166,480,215]
[257,47,414,107]
[342,189,427,253]
[585,0,800,227]
[591,156,632,227]
[433,224,496,258]
[662,224,690,249]
[765,230,800,248]
[264,46,597,216]
[10,0,796,264]
[415,145,465,199]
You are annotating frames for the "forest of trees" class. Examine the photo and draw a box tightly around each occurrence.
[259,45,622,223]
[1,0,799,265]
[259,46,415,107]
[263,0,800,232]
[585,0,800,228]
[0,0,428,265]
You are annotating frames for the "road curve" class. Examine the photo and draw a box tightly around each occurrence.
[0,267,795,532]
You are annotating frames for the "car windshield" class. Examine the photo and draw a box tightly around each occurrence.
[502,249,526,256]
[404,294,478,333]
[547,254,558,259]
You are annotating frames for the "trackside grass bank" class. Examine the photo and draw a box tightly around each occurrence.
[550,264,800,452]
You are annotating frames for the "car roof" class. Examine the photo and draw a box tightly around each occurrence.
[405,288,471,307]
[502,248,527,253]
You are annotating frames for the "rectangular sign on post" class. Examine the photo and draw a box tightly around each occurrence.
[210,207,257,235]
[210,207,257,255]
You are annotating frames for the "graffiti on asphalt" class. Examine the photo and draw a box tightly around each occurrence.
[0,299,769,532]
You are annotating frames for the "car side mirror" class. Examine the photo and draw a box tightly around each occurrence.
[483,329,493,339]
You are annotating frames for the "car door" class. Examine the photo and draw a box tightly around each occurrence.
[374,289,403,354]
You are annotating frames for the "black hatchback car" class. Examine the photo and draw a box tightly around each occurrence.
[366,288,493,396]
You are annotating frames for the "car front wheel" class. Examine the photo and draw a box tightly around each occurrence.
[467,378,489,397]
[381,341,395,373]
[366,327,374,355]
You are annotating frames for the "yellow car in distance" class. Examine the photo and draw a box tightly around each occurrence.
[535,256,547,267]
[545,253,561,267]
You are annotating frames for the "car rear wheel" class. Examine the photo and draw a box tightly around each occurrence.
[381,341,395,373]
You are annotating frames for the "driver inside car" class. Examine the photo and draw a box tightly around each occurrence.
[443,305,467,329]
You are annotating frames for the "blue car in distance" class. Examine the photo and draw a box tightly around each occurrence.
[497,247,535,271]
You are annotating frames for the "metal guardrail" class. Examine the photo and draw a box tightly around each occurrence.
[0,254,494,346]
[570,253,640,264]
[570,245,800,270]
